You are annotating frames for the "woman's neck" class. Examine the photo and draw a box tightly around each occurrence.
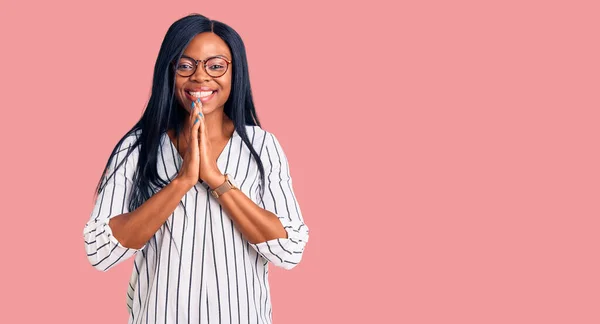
[205,110,233,141]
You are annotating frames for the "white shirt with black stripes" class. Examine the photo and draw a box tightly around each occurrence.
[83,125,309,324]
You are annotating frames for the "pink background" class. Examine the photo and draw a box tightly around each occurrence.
[1,0,598,323]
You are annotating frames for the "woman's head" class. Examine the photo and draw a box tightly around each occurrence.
[173,32,233,116]
[97,14,267,215]
[146,13,259,131]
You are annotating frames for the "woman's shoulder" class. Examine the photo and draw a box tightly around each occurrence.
[241,125,277,142]
[240,125,279,150]
[240,125,292,164]
[121,128,143,146]
[111,128,143,160]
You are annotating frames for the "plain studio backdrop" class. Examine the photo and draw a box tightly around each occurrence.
[0,1,598,323]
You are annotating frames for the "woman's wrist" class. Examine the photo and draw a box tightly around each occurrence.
[172,176,195,192]
[206,173,226,190]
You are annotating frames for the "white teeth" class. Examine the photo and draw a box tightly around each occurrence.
[189,91,214,98]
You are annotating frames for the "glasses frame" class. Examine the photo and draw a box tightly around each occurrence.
[173,54,232,78]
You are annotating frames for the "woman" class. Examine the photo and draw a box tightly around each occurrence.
[83,14,309,324]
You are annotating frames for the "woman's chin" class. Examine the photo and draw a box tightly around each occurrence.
[200,106,215,115]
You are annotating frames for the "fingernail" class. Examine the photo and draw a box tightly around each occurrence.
[194,118,199,124]
[192,102,195,108]
[199,111,203,117]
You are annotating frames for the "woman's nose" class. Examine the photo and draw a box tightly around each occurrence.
[189,64,211,82]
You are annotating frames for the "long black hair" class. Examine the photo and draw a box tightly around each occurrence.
[94,14,266,222]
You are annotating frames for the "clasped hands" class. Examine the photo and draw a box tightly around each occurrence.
[175,98,226,190]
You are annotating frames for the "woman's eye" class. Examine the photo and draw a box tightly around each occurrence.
[208,65,224,70]
[178,64,193,70]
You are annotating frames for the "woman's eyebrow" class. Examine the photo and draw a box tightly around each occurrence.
[181,54,231,60]
[208,54,231,60]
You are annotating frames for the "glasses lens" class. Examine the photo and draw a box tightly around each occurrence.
[205,57,228,77]
[175,58,196,76]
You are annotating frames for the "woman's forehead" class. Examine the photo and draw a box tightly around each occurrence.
[184,32,231,58]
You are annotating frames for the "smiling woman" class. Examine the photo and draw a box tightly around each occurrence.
[174,33,233,115]
[83,14,309,324]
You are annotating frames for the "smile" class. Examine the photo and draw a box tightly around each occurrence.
[185,90,217,103]
[189,91,214,98]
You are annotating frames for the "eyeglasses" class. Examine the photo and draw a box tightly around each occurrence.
[174,55,232,78]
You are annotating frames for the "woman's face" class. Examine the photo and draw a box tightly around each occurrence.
[174,32,232,116]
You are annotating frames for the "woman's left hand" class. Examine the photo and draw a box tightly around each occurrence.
[195,99,225,188]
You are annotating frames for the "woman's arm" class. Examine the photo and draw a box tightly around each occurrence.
[209,132,309,270]
[108,178,190,249]
[211,180,288,244]
[83,134,193,271]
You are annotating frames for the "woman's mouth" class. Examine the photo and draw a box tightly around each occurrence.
[185,90,217,103]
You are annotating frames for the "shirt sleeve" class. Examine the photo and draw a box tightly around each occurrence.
[249,132,309,270]
[83,134,145,272]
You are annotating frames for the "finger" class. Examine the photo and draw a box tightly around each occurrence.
[197,98,204,120]
[193,100,201,123]
[191,102,200,144]
[193,100,203,181]
[196,99,204,132]
[184,102,198,153]
[197,112,205,136]
[183,101,194,147]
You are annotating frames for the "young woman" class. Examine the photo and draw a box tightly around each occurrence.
[83,14,309,324]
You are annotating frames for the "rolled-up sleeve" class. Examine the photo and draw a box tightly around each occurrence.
[83,135,145,272]
[250,132,309,270]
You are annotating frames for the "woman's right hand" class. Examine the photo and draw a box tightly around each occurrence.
[175,99,202,189]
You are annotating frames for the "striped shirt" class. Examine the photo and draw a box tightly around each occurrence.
[83,125,309,324]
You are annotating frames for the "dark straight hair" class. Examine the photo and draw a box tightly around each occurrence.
[94,14,266,225]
